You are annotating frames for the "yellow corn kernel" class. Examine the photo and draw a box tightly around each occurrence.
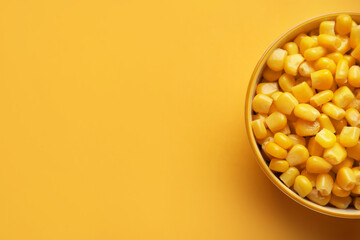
[294,175,313,197]
[307,189,331,205]
[332,86,355,108]
[346,98,360,111]
[336,35,351,55]
[262,67,282,82]
[271,92,282,101]
[252,94,273,114]
[275,92,298,115]
[352,167,360,184]
[265,142,287,159]
[298,61,315,77]
[331,118,347,133]
[315,128,336,148]
[350,25,360,49]
[310,90,333,107]
[352,184,360,195]
[318,34,341,51]
[274,132,293,149]
[287,134,306,146]
[266,48,288,71]
[352,45,360,61]
[314,57,336,75]
[284,54,304,76]
[323,142,347,165]
[301,169,317,186]
[306,156,332,174]
[322,103,345,120]
[269,159,289,172]
[294,103,320,121]
[335,59,349,85]
[336,14,353,35]
[326,52,343,64]
[308,136,324,157]
[280,167,300,187]
[294,33,307,46]
[320,21,335,35]
[343,54,356,67]
[332,182,351,197]
[251,119,267,139]
[299,36,318,55]
[339,126,360,147]
[318,114,336,133]
[316,173,334,196]
[295,119,320,136]
[330,195,352,209]
[304,46,327,61]
[345,108,360,127]
[256,130,273,145]
[278,73,295,92]
[311,69,333,90]
[349,66,360,88]
[268,102,279,114]
[291,82,314,103]
[347,141,360,161]
[354,197,360,210]
[286,144,309,166]
[278,124,291,135]
[337,167,356,191]
[283,42,299,55]
[256,82,278,96]
[265,112,287,132]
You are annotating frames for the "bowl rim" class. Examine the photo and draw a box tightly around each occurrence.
[245,11,360,218]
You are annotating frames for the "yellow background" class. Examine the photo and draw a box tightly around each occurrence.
[0,0,359,239]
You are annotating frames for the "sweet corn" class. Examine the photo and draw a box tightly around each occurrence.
[304,46,327,61]
[350,25,360,49]
[351,184,360,195]
[332,158,354,173]
[274,132,293,149]
[267,48,288,71]
[323,142,347,165]
[295,77,312,87]
[306,156,332,173]
[294,103,320,121]
[278,73,295,92]
[351,45,360,62]
[354,197,360,210]
[336,35,351,54]
[332,86,355,108]
[265,142,287,159]
[251,119,267,139]
[284,54,304,76]
[318,34,341,51]
[320,21,335,35]
[348,66,360,89]
[339,127,360,147]
[326,52,343,64]
[314,57,336,74]
[347,141,360,161]
[286,144,309,166]
[252,94,273,114]
[275,92,299,115]
[318,114,336,133]
[301,169,317,186]
[300,36,318,54]
[291,82,314,103]
[256,82,279,96]
[315,128,336,148]
[336,167,356,191]
[352,167,360,184]
[316,173,334,196]
[262,67,283,82]
[294,175,313,197]
[308,136,324,156]
[307,189,331,205]
[345,108,360,127]
[343,54,356,67]
[347,98,360,111]
[256,130,273,145]
[311,69,333,90]
[336,14,353,35]
[280,167,300,187]
[332,182,351,197]
[295,119,320,136]
[283,42,299,55]
[287,134,306,146]
[268,102,279,114]
[331,118,347,133]
[310,90,334,107]
[271,92,282,101]
[330,195,352,209]
[335,59,349,85]
[299,61,315,77]
[322,103,345,120]
[278,124,291,135]
[294,33,307,46]
[269,159,289,172]
[266,112,287,132]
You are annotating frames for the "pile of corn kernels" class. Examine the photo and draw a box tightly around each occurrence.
[252,14,360,209]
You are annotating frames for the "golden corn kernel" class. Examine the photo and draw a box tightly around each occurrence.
[331,118,347,133]
[280,167,300,187]
[322,103,345,120]
[326,52,343,64]
[323,142,347,165]
[287,134,306,146]
[332,86,355,108]
[294,103,320,121]
[286,144,309,166]
[271,92,282,101]
[252,94,273,114]
[332,158,354,173]
[350,25,360,49]
[336,167,356,191]
[298,61,315,77]
[339,127,360,147]
[301,169,317,186]
[351,45,360,62]
[343,54,356,67]
[307,189,331,205]
[304,46,327,61]
[354,197,360,210]
[291,82,314,103]
[265,142,287,159]
[352,167,360,184]
[315,128,336,148]
[336,14,353,35]
[265,112,287,132]
[335,59,349,85]
[262,67,282,82]
[351,184,360,195]
[311,69,333,90]
[347,141,360,161]
[330,195,352,209]
[336,35,351,55]
[314,57,336,75]
[299,36,318,55]
[318,114,336,133]
[256,82,279,96]
[275,92,299,115]
[345,108,360,127]
[320,21,335,35]
[310,90,333,107]
[346,98,360,111]
[274,132,293,149]
[283,42,299,55]
[318,34,341,51]
[294,33,307,46]
[295,119,320,136]
[332,182,351,197]
[284,54,304,76]
[278,73,295,92]
[267,48,288,71]
[256,130,273,145]
[306,156,332,174]
[316,173,334,196]
[294,175,313,197]
[251,119,267,139]
[308,136,324,156]
[269,159,289,172]
[268,102,279,114]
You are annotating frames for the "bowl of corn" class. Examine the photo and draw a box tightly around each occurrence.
[245,12,360,218]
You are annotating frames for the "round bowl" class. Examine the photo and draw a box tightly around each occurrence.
[245,11,360,218]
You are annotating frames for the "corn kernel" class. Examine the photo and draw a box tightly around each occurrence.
[318,34,341,51]
[266,112,287,132]
[275,92,298,115]
[336,167,356,191]
[256,130,273,145]
[332,86,355,108]
[294,33,307,46]
[326,52,343,64]
[278,124,291,135]
[295,119,320,136]
[314,57,336,75]
[310,90,333,107]
[335,59,349,85]
[339,126,360,147]
[331,118,347,133]
[308,136,324,156]
[278,73,295,92]
[345,108,360,127]
[347,98,360,111]
[256,82,279,96]
[330,195,352,209]
[280,167,300,187]
[343,54,356,67]
[350,25,360,49]
[336,35,351,54]
[262,67,282,82]
[287,134,306,146]
[332,158,354,174]
[267,48,288,71]
[268,102,279,114]
[323,142,347,165]
[316,173,334,196]
[291,82,314,103]
[306,156,332,174]
[286,144,309,166]
[274,132,293,149]
[307,189,331,205]
[284,54,304,76]
[322,103,345,120]
[301,169,317,186]
[299,36,318,55]
[336,14,353,35]
[304,46,327,61]
[265,142,287,159]
[294,103,320,121]
[251,119,267,139]
[352,167,360,184]
[351,45,360,62]
[269,159,289,172]
[299,61,315,77]
[311,69,333,90]
[294,175,313,197]
[252,94,273,114]
[354,197,360,210]
[283,42,299,55]
[320,21,335,35]
[347,141,360,161]
[352,184,360,195]
[271,92,282,101]
[332,182,351,197]
[318,114,336,133]
[315,128,336,148]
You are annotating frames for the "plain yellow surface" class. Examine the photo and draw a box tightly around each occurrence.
[0,0,360,239]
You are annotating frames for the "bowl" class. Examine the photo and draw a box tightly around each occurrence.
[245,11,360,218]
